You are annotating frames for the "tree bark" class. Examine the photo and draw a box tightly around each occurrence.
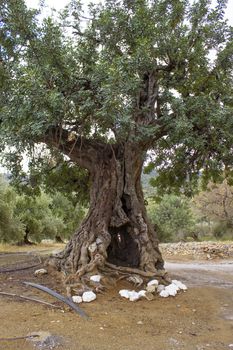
[17,228,35,246]
[49,142,164,291]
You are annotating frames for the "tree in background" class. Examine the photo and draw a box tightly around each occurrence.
[49,191,86,242]
[148,195,196,242]
[193,180,233,223]
[0,176,24,242]
[0,175,85,244]
[14,191,85,244]
[14,192,63,244]
[193,180,233,239]
[0,0,232,287]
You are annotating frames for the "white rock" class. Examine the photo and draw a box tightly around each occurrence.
[146,284,157,293]
[88,242,97,253]
[96,238,103,245]
[128,291,140,302]
[165,283,178,296]
[147,279,159,287]
[138,290,147,298]
[34,268,48,276]
[72,295,82,303]
[90,275,101,283]
[160,289,170,298]
[157,284,165,293]
[172,280,187,290]
[119,290,130,299]
[119,290,141,301]
[82,291,97,302]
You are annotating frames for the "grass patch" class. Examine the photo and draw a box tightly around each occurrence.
[0,242,65,254]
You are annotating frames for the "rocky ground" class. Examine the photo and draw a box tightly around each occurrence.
[0,243,233,350]
[160,241,233,260]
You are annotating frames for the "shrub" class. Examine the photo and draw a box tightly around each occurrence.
[148,194,196,242]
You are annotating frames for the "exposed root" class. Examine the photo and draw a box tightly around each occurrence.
[104,262,166,278]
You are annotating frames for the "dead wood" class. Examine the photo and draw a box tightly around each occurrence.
[23,281,88,319]
[0,256,42,274]
[0,291,62,309]
[0,335,39,341]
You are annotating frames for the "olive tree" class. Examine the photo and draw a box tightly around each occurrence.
[0,0,232,288]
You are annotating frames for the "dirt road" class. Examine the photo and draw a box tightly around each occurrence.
[0,248,232,350]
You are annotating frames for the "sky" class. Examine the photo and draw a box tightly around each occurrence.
[25,0,233,25]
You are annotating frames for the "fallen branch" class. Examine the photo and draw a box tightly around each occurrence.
[0,291,62,309]
[0,334,39,341]
[24,281,89,319]
[0,256,42,274]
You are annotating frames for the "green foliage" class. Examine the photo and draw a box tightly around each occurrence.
[0,0,232,194]
[212,221,227,239]
[14,191,85,243]
[49,191,85,238]
[0,176,24,242]
[14,192,59,242]
[148,194,196,242]
[0,175,85,243]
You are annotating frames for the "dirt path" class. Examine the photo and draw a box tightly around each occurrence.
[0,249,233,350]
[165,260,233,289]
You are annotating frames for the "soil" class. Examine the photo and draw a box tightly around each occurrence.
[0,243,233,350]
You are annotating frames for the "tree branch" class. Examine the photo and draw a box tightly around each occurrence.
[41,126,110,171]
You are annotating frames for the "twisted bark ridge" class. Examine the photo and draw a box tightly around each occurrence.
[46,128,165,294]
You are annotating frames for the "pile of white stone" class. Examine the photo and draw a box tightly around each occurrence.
[119,279,187,301]
[72,275,101,303]
[71,275,187,304]
[72,291,96,303]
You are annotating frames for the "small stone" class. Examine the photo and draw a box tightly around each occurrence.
[88,242,97,253]
[137,321,143,325]
[128,291,140,302]
[157,284,165,293]
[82,291,96,302]
[160,289,170,298]
[119,290,130,299]
[165,283,179,296]
[34,269,48,276]
[172,280,187,290]
[147,279,159,287]
[229,345,233,348]
[72,295,83,303]
[90,275,101,283]
[138,290,147,298]
[96,238,103,245]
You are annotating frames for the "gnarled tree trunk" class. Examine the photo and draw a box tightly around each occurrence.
[48,141,165,293]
